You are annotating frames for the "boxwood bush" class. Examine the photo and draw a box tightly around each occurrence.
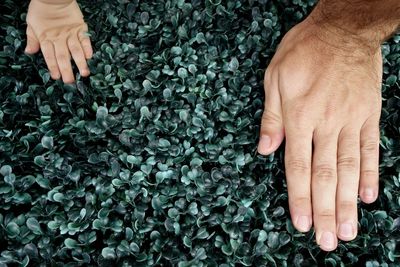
[1,0,399,266]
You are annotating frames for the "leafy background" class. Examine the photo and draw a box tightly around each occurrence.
[0,0,399,266]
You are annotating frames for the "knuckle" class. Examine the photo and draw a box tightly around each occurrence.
[361,169,378,180]
[69,44,81,54]
[44,54,56,62]
[40,39,51,46]
[57,53,69,62]
[361,140,378,153]
[314,164,336,181]
[314,126,337,140]
[290,103,308,122]
[289,196,311,209]
[81,38,91,46]
[322,103,338,121]
[337,156,358,170]
[287,159,310,174]
[79,23,89,32]
[316,209,335,218]
[338,200,356,212]
[262,109,281,125]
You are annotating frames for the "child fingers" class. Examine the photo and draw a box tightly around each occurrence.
[40,40,60,80]
[54,40,75,83]
[25,26,40,54]
[67,36,90,77]
[78,25,93,59]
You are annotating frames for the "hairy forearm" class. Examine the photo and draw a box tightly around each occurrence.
[34,0,75,4]
[309,0,400,50]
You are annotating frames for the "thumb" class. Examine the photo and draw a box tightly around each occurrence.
[25,26,40,54]
[257,72,285,155]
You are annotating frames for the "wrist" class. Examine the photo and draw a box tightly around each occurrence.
[303,11,381,57]
[306,0,400,53]
[33,0,75,5]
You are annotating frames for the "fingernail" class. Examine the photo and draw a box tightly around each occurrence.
[319,231,335,250]
[339,223,353,238]
[82,69,90,76]
[258,135,271,154]
[364,188,375,201]
[296,216,311,232]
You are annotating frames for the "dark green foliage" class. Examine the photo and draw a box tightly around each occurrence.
[0,0,399,266]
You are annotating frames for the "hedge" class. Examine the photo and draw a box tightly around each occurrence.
[0,0,399,266]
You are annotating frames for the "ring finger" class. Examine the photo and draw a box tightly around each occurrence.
[68,34,90,77]
[336,126,360,241]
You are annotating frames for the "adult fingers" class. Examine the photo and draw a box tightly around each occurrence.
[359,116,380,203]
[312,129,339,251]
[67,35,90,77]
[336,126,360,241]
[283,102,314,233]
[284,125,313,233]
[25,26,40,54]
[54,39,74,83]
[258,69,285,155]
[40,40,60,80]
[78,24,93,59]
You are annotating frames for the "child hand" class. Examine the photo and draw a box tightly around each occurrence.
[25,0,93,83]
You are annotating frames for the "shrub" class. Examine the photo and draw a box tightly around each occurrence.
[0,0,399,266]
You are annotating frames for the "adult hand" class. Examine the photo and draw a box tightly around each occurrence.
[258,17,382,251]
[25,0,93,83]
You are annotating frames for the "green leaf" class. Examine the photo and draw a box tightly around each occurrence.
[112,179,124,187]
[35,175,50,189]
[183,236,192,248]
[0,165,12,176]
[41,136,54,150]
[52,192,64,202]
[47,221,60,230]
[92,219,104,230]
[228,57,239,72]
[0,185,12,194]
[177,68,188,79]
[386,74,397,86]
[26,218,42,235]
[20,255,29,267]
[130,242,140,253]
[171,46,182,55]
[114,88,122,101]
[140,106,151,119]
[6,222,20,238]
[33,155,46,167]
[64,238,79,249]
[101,247,116,259]
[195,247,207,260]
[258,230,267,242]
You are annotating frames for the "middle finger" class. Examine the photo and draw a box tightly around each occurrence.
[312,128,339,251]
[54,39,74,84]
[336,125,360,241]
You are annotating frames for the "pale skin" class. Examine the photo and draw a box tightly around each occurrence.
[25,0,93,83]
[258,0,399,251]
[25,0,399,252]
[258,19,382,251]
